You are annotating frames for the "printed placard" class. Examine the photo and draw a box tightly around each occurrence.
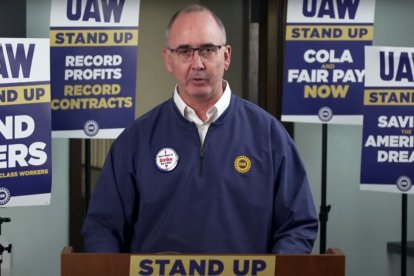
[50,0,140,138]
[129,255,276,276]
[0,38,52,207]
[282,0,376,124]
[361,46,414,193]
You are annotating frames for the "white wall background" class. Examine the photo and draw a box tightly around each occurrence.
[295,1,414,275]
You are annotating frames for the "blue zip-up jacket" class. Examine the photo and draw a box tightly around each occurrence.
[82,95,318,254]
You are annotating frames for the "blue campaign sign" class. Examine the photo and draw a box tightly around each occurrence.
[361,46,414,194]
[282,0,376,124]
[0,38,52,207]
[50,0,141,138]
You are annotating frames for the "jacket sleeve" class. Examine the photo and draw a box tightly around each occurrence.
[271,133,319,254]
[82,138,138,253]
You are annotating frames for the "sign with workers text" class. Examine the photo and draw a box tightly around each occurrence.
[50,0,140,138]
[361,46,414,194]
[282,0,376,124]
[0,38,52,207]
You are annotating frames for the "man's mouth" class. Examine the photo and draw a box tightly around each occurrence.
[190,77,208,84]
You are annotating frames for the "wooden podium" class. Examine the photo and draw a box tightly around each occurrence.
[61,246,345,276]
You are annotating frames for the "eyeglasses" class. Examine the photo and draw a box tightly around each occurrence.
[168,44,225,62]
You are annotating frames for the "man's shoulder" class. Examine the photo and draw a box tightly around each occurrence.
[137,98,173,122]
[115,99,174,139]
[232,95,279,123]
[122,98,177,132]
[231,96,292,141]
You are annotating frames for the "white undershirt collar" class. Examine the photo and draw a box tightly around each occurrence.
[173,81,231,144]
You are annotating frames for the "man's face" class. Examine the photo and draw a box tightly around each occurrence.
[163,11,231,105]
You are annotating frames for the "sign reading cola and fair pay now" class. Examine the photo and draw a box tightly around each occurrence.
[282,0,376,124]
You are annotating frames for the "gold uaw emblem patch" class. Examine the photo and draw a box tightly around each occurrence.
[234,155,252,174]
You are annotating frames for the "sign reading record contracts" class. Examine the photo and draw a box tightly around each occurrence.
[0,39,52,207]
[361,46,414,194]
[282,0,375,124]
[50,0,140,138]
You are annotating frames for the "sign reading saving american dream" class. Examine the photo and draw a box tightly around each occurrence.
[129,255,276,276]
[361,46,414,194]
[0,38,52,207]
[50,0,140,138]
[282,0,376,124]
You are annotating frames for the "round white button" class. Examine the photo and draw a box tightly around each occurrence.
[155,148,179,172]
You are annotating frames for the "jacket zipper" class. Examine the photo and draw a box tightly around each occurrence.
[198,123,212,177]
[199,124,211,177]
[199,144,205,176]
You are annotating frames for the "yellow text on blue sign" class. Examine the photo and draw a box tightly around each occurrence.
[50,29,138,47]
[129,255,276,276]
[286,25,373,41]
[364,89,414,106]
[0,84,50,106]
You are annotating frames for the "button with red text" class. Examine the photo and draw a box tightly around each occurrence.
[155,148,179,172]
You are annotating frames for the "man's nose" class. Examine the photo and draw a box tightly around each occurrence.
[190,50,205,69]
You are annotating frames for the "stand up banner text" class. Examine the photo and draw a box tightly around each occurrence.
[361,46,414,194]
[130,255,276,276]
[0,38,52,207]
[282,0,375,124]
[50,0,140,138]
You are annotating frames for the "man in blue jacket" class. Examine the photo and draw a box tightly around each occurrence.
[82,4,318,254]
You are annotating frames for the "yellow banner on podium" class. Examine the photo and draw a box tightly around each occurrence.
[129,255,276,276]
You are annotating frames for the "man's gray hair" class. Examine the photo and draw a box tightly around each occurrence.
[165,4,227,44]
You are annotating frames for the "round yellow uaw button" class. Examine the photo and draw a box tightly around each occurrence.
[234,155,252,174]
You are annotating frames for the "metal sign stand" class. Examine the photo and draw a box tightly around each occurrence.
[319,124,331,254]
[0,217,12,276]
